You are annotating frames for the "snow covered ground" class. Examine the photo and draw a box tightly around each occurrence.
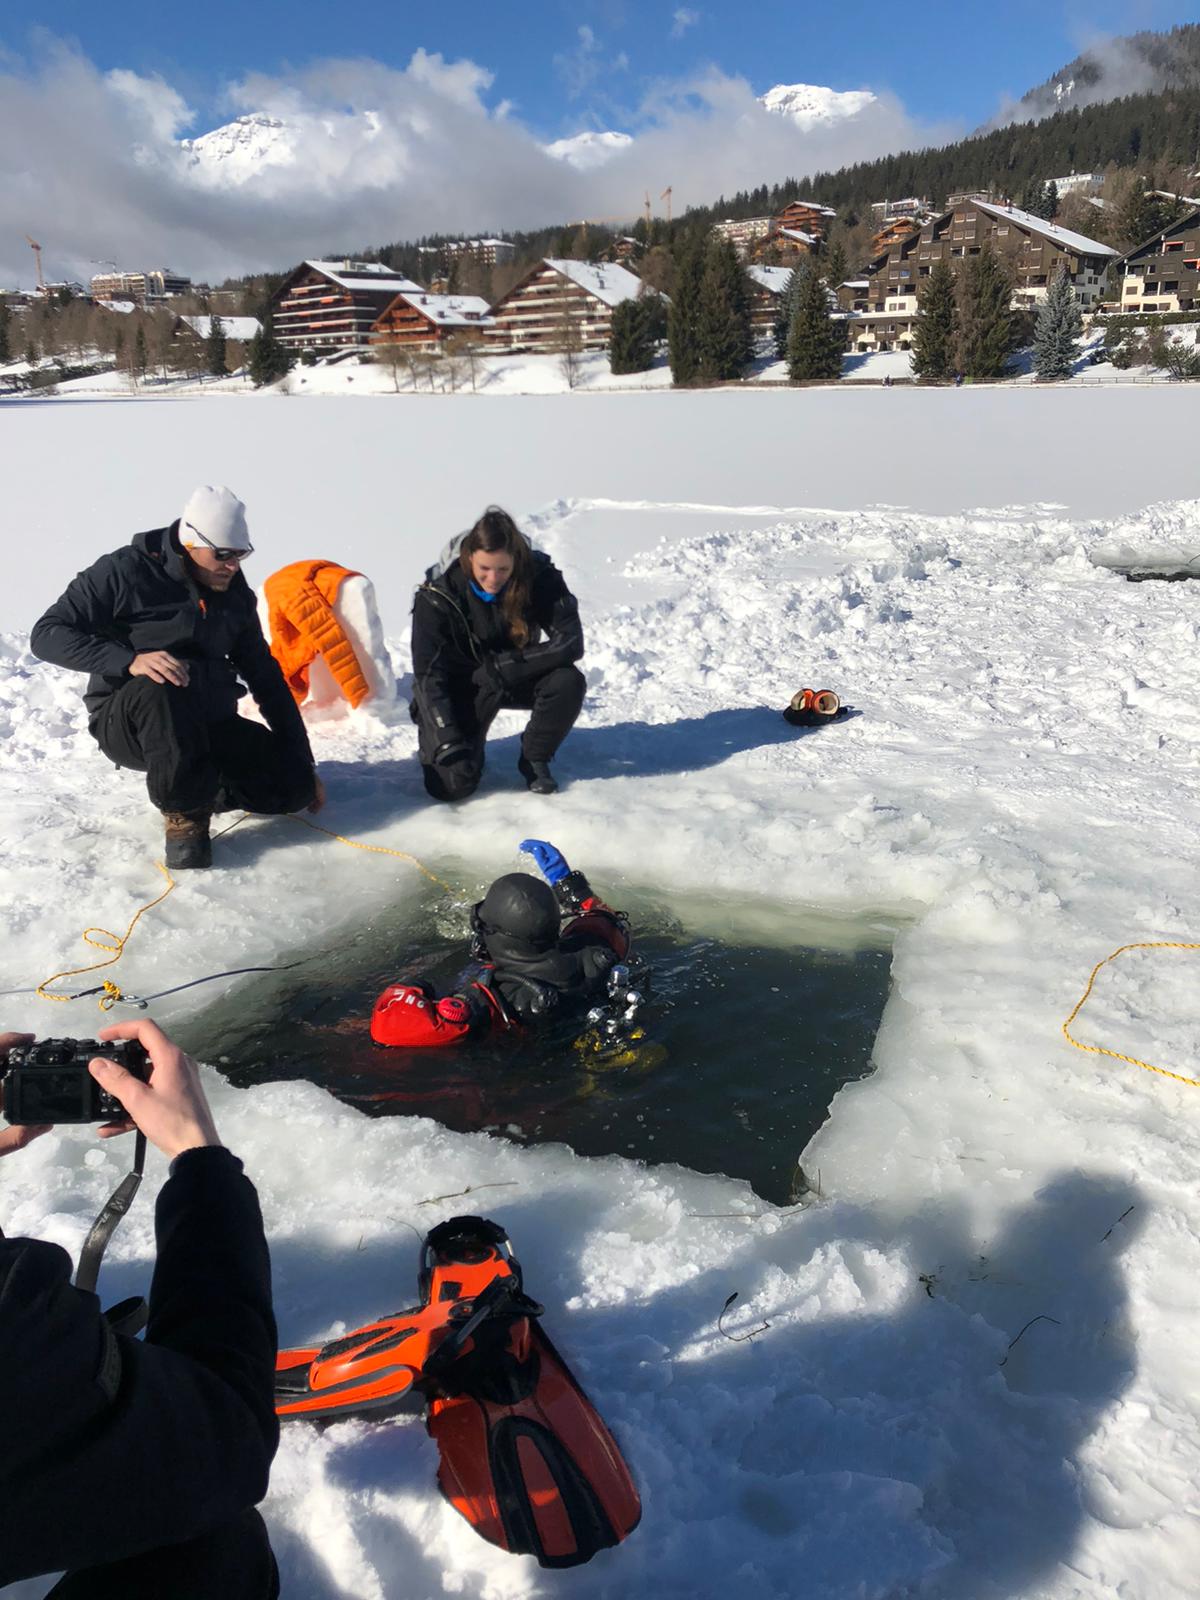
[4,387,1200,1597]
[23,318,1198,403]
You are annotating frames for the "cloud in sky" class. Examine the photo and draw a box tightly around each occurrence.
[671,9,701,40]
[0,37,951,287]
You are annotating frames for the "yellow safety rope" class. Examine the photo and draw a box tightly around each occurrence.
[37,813,454,1011]
[1062,940,1200,1088]
[285,815,456,895]
[36,861,177,1010]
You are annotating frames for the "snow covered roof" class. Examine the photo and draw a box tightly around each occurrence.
[778,197,837,216]
[306,260,424,295]
[777,227,818,245]
[543,258,643,307]
[389,292,494,328]
[841,279,870,289]
[969,199,1118,257]
[746,266,794,294]
[181,315,262,341]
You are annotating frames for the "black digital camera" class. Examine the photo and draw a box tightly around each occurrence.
[1,1037,150,1125]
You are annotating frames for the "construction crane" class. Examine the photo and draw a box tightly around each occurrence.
[24,235,46,295]
[660,187,673,224]
[644,191,652,228]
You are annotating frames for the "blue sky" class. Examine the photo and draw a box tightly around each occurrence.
[8,1,1194,138]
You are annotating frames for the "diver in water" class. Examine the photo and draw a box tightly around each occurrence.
[370,839,633,1047]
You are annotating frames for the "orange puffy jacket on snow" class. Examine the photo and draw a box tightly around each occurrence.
[263,560,371,709]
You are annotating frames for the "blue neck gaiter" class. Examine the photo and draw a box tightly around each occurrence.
[470,579,505,603]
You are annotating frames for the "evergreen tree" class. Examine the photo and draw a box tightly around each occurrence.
[1043,179,1059,220]
[134,324,148,384]
[667,234,706,386]
[609,300,649,374]
[773,265,805,360]
[910,258,959,382]
[205,312,227,376]
[247,321,292,387]
[1032,267,1083,380]
[786,264,845,381]
[696,239,752,382]
[822,239,848,290]
[0,300,9,364]
[957,244,1020,381]
[610,294,669,374]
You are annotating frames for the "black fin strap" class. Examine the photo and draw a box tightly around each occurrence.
[75,1132,146,1296]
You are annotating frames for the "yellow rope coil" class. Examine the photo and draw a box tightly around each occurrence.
[37,862,177,1009]
[36,813,455,1011]
[1062,940,1200,1088]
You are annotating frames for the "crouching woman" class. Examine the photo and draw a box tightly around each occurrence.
[410,508,585,801]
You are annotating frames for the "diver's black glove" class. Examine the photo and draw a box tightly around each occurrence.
[554,870,595,914]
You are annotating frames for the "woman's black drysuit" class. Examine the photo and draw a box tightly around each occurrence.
[410,542,585,802]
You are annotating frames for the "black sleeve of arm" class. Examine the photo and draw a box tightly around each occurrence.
[232,617,315,765]
[0,1148,278,1586]
[30,556,136,678]
[411,588,468,744]
[495,568,584,688]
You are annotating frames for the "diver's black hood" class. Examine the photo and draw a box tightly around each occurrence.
[476,874,560,959]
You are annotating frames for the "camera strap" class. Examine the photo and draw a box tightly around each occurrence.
[75,1131,147,1316]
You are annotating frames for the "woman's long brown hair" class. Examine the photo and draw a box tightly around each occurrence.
[460,507,535,648]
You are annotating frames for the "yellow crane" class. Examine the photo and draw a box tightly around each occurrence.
[24,235,46,294]
[660,186,673,224]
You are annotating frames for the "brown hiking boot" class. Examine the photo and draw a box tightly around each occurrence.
[162,810,213,870]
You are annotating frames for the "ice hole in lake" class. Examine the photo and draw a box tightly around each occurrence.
[182,882,897,1207]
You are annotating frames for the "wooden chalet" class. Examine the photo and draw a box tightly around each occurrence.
[1117,206,1200,313]
[271,260,425,353]
[773,200,836,239]
[173,315,262,372]
[845,197,1117,351]
[870,216,922,257]
[485,258,647,352]
[745,265,794,330]
[370,292,493,350]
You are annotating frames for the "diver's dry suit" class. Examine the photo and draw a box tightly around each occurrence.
[370,870,629,1047]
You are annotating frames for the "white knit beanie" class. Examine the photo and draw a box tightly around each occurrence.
[179,486,251,552]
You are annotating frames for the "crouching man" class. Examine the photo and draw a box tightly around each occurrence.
[0,1020,280,1598]
[31,486,324,869]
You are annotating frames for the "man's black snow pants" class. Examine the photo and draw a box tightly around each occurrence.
[93,677,314,816]
[416,664,586,802]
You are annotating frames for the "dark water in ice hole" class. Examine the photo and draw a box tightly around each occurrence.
[181,888,894,1207]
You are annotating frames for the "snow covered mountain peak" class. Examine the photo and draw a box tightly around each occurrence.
[543,130,635,171]
[759,82,878,128]
[181,113,298,184]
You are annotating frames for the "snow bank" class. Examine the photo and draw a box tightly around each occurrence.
[4,393,1200,1596]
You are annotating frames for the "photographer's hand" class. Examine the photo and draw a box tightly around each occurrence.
[90,1019,223,1160]
[0,1031,51,1156]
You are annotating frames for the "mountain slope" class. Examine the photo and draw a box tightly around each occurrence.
[1015,24,1200,120]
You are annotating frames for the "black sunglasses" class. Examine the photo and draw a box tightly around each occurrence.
[182,520,254,563]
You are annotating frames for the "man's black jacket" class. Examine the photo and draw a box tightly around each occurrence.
[411,554,583,747]
[31,523,313,766]
[0,1145,279,1587]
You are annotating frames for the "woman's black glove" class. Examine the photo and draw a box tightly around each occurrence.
[433,739,473,767]
[472,653,516,695]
